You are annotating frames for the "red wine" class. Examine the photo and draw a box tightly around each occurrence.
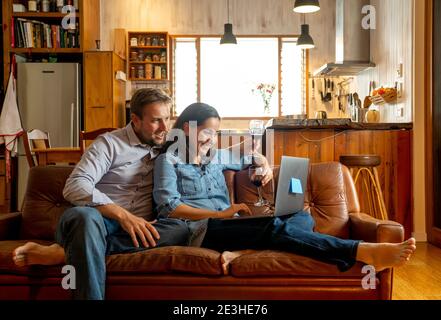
[252,179,263,187]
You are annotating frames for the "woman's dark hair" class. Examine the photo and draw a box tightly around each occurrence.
[162,103,221,155]
[173,103,220,130]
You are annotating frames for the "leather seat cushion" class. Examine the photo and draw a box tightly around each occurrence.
[0,242,223,277]
[229,250,366,278]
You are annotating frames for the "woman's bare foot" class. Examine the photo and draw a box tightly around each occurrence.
[12,242,65,267]
[356,238,416,272]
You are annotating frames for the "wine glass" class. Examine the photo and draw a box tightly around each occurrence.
[249,120,265,137]
[249,166,269,207]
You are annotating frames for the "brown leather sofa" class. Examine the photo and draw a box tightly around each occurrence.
[0,162,404,300]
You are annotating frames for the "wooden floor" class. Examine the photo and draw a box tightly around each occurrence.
[393,243,441,300]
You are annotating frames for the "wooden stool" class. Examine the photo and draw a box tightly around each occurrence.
[340,155,389,220]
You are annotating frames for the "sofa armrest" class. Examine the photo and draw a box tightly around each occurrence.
[349,213,404,243]
[0,212,22,241]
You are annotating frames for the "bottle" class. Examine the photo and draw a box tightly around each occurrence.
[28,0,37,12]
[42,0,50,12]
[57,0,64,12]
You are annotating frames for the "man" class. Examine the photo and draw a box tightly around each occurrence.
[12,89,191,300]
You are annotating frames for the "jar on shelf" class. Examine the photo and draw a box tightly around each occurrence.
[130,66,136,79]
[42,0,50,12]
[146,37,152,46]
[154,66,162,80]
[28,0,38,12]
[152,54,160,62]
[130,51,138,61]
[159,37,166,47]
[152,37,159,46]
[161,67,167,80]
[146,64,153,80]
[138,36,146,47]
[137,65,145,79]
[145,54,152,62]
[160,51,167,62]
[138,51,145,61]
[130,37,138,47]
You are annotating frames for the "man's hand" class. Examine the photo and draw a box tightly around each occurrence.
[97,204,160,248]
[118,212,160,248]
[220,203,253,219]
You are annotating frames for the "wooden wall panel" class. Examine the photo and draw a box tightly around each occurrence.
[354,0,413,123]
[99,0,336,72]
[273,130,335,165]
[334,130,412,238]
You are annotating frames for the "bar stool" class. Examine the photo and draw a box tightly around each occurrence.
[339,155,389,220]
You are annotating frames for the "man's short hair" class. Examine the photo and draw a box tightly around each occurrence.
[130,88,172,119]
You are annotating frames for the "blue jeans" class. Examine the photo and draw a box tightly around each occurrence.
[55,207,190,300]
[201,211,360,272]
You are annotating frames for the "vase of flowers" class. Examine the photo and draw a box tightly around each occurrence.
[253,83,276,115]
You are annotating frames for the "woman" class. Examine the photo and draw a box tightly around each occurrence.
[153,102,416,272]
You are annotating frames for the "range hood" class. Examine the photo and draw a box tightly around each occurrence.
[313,0,376,77]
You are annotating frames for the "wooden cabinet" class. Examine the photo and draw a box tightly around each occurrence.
[84,51,127,131]
[271,129,412,238]
[127,32,169,82]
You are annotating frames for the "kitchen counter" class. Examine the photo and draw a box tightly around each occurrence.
[266,118,413,131]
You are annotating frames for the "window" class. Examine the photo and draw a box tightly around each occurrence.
[173,36,306,118]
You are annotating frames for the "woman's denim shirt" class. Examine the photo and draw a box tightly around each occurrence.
[153,149,249,246]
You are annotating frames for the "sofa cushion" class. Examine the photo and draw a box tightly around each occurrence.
[20,166,74,241]
[106,246,223,276]
[229,250,366,278]
[0,241,223,277]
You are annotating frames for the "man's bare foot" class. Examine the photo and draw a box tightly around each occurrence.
[12,242,65,267]
[356,238,416,272]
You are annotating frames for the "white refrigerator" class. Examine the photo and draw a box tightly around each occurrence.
[17,63,81,209]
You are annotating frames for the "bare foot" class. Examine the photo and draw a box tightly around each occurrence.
[356,238,416,272]
[12,242,65,267]
[221,250,256,275]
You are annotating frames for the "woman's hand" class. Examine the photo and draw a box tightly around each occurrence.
[220,203,253,219]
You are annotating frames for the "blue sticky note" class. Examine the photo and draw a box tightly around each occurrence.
[290,178,303,195]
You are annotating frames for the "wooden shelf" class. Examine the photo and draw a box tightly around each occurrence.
[12,12,80,19]
[130,46,167,49]
[11,48,82,54]
[129,78,170,82]
[129,61,167,64]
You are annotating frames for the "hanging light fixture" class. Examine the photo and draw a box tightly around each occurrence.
[220,0,237,45]
[297,15,315,49]
[293,0,320,13]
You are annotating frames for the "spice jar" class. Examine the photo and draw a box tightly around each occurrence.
[137,51,145,61]
[152,37,159,46]
[130,66,136,79]
[161,68,167,80]
[146,37,152,46]
[130,50,138,61]
[138,36,145,46]
[137,65,145,79]
[145,54,152,62]
[159,37,166,47]
[160,51,167,62]
[146,64,153,80]
[130,37,138,47]
[152,54,160,62]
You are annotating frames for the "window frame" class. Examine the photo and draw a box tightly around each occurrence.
[170,35,309,120]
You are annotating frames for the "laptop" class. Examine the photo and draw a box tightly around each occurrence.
[227,156,310,220]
